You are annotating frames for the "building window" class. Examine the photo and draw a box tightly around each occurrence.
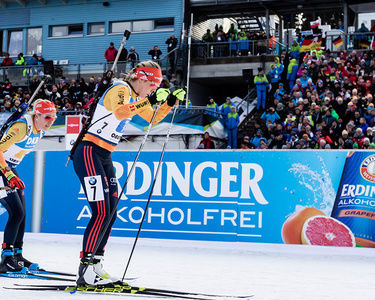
[133,20,153,32]
[154,18,174,30]
[109,18,174,34]
[7,30,23,56]
[110,21,131,34]
[88,22,105,35]
[27,27,42,55]
[50,24,83,37]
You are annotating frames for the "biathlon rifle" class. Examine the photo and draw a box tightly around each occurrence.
[66,30,131,166]
[0,75,52,139]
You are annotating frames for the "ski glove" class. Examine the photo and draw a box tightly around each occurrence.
[166,89,186,107]
[148,88,171,105]
[2,168,25,190]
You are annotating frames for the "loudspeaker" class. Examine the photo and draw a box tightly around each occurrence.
[44,60,55,76]
[242,69,253,82]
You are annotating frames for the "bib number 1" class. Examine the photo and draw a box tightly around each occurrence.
[84,175,105,202]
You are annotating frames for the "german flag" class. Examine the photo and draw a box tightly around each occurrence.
[359,40,371,49]
[333,36,343,48]
[300,35,322,52]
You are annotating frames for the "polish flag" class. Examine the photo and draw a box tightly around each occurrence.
[310,20,320,29]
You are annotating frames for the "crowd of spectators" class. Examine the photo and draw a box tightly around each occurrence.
[246,45,375,150]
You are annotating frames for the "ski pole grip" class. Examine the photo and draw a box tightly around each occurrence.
[124,30,131,40]
[43,74,52,84]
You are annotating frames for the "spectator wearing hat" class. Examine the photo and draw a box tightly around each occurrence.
[127,47,139,68]
[273,83,286,101]
[254,68,269,111]
[220,97,234,121]
[240,136,251,149]
[238,31,249,56]
[206,97,219,116]
[226,106,239,149]
[251,129,266,149]
[352,127,366,148]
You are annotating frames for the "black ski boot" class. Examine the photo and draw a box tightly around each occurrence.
[14,248,39,270]
[76,253,118,286]
[0,248,24,273]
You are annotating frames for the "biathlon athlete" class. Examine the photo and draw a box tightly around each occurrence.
[72,60,185,286]
[0,99,56,273]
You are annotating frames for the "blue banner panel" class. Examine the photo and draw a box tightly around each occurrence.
[42,150,348,244]
[0,153,35,233]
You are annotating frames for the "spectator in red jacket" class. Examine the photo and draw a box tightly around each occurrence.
[104,42,118,62]
[1,52,13,66]
[198,132,215,149]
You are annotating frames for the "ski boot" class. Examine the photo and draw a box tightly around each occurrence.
[76,253,118,286]
[14,247,39,271]
[0,247,25,273]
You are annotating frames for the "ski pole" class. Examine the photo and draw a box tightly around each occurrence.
[78,105,160,282]
[121,104,178,280]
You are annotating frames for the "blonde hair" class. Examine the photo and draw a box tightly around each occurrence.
[125,60,161,82]
[30,99,53,115]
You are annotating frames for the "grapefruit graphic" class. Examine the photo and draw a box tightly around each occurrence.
[281,207,325,244]
[301,215,356,247]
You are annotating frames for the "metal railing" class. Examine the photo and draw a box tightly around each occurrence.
[191,39,276,59]
[0,47,182,86]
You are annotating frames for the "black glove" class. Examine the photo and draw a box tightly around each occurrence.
[166,89,186,107]
[148,88,170,105]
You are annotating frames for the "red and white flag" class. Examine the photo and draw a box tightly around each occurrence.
[310,20,320,29]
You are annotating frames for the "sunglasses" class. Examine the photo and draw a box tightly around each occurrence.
[40,114,56,121]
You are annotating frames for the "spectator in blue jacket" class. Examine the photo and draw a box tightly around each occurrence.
[228,33,238,56]
[226,106,239,149]
[273,83,286,101]
[206,97,219,116]
[238,31,249,56]
[261,107,280,123]
[254,68,269,111]
[221,97,234,119]
[287,59,299,92]
[269,57,284,95]
[250,129,266,148]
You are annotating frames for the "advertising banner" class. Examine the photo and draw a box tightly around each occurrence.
[41,150,358,245]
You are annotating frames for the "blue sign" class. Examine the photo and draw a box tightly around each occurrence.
[41,150,347,244]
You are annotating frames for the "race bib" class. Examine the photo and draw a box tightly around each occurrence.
[84,175,105,202]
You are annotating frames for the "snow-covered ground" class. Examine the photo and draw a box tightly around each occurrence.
[0,232,374,300]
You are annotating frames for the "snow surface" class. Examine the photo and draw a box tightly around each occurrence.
[1,232,374,300]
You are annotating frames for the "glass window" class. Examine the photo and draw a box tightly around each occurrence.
[68,24,83,36]
[110,21,131,34]
[88,23,105,35]
[51,26,68,37]
[7,30,23,56]
[133,20,153,32]
[27,27,42,55]
[154,18,174,30]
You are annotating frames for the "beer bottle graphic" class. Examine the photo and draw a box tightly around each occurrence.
[331,151,375,247]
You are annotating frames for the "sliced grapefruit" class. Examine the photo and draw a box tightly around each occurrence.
[301,215,355,247]
[281,207,326,244]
